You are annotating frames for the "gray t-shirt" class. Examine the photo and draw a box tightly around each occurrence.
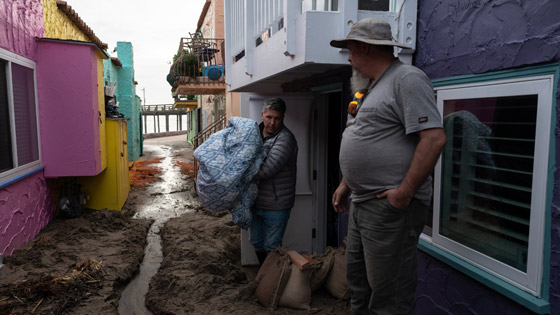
[339,60,442,204]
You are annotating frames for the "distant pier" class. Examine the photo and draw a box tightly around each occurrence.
[142,104,188,135]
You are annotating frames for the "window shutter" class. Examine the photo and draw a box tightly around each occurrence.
[441,95,537,272]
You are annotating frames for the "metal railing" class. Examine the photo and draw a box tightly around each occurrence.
[228,0,286,58]
[227,0,340,59]
[142,104,187,113]
[193,115,227,181]
[142,104,188,134]
[254,0,285,42]
[229,0,246,58]
[193,115,227,149]
[169,34,226,87]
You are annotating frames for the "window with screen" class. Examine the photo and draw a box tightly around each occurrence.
[0,48,41,184]
[431,73,555,297]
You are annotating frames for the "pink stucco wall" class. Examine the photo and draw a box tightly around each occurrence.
[37,40,102,177]
[0,0,56,257]
[0,172,55,256]
[0,0,44,59]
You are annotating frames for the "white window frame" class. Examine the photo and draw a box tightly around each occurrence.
[0,48,42,185]
[430,74,554,297]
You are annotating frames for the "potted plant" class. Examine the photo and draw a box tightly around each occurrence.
[173,49,200,79]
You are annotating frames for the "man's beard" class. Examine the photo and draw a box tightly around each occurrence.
[350,67,370,94]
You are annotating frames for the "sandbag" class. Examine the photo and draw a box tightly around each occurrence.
[310,247,335,292]
[278,264,313,310]
[324,247,350,300]
[194,117,265,229]
[255,248,292,309]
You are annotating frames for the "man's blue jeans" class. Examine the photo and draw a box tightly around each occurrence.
[346,197,427,315]
[250,208,291,253]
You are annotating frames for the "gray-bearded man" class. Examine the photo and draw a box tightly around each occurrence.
[330,18,446,314]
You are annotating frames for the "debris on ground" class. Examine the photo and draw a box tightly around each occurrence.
[0,258,104,314]
[0,208,151,314]
[129,157,164,188]
[175,160,196,177]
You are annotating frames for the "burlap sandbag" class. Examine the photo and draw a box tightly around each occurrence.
[278,264,313,310]
[324,247,350,300]
[310,247,335,292]
[254,248,292,309]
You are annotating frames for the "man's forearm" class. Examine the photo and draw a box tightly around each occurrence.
[397,128,446,202]
[333,178,350,212]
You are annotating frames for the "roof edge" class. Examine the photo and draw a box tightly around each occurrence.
[56,0,109,51]
[196,0,212,31]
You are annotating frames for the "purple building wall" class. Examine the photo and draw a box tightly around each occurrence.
[413,0,560,314]
[36,40,103,178]
[0,0,56,257]
[0,0,44,59]
[0,173,55,256]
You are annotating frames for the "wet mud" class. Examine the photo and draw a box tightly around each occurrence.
[0,135,350,314]
[119,139,199,314]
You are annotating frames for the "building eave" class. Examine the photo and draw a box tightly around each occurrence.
[56,0,109,52]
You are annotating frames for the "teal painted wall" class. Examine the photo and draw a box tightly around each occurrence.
[186,109,198,145]
[103,42,142,161]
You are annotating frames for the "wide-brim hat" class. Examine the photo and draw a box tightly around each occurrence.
[330,18,410,49]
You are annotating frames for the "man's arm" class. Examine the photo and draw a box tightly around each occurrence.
[332,178,350,213]
[377,127,446,209]
[254,132,297,180]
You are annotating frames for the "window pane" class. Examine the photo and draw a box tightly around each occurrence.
[332,0,338,11]
[0,60,13,172]
[359,0,390,11]
[440,95,537,272]
[12,63,39,166]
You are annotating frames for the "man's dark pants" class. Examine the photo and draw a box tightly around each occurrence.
[346,197,427,315]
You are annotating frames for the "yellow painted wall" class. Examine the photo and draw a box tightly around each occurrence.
[42,0,89,41]
[78,120,130,211]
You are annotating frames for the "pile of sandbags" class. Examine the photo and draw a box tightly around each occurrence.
[253,246,350,311]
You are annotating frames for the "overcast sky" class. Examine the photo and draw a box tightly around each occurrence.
[67,0,207,105]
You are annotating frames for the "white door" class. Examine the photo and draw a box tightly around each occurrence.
[240,93,314,265]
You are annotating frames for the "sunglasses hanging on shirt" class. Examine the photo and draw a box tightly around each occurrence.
[348,89,368,117]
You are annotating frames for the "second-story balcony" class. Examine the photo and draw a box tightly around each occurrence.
[168,34,226,96]
[224,0,418,93]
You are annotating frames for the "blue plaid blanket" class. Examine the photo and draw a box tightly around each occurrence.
[194,117,265,229]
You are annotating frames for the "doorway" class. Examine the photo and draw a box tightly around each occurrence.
[313,89,346,251]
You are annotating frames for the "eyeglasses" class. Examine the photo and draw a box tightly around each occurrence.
[348,89,368,117]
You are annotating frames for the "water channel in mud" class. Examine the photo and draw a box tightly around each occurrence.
[118,138,198,315]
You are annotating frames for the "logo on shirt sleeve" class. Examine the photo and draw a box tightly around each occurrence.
[418,116,429,123]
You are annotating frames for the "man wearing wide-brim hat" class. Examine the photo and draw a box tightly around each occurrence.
[331,18,446,315]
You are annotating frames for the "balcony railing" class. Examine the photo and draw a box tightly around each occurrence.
[169,34,226,93]
[227,0,342,61]
[193,114,227,181]
[142,104,187,114]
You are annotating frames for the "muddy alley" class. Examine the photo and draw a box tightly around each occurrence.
[119,134,201,314]
[0,135,349,314]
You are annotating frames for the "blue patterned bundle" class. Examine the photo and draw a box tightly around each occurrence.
[194,117,265,229]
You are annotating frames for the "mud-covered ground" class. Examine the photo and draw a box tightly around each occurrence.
[0,207,151,314]
[0,135,350,314]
